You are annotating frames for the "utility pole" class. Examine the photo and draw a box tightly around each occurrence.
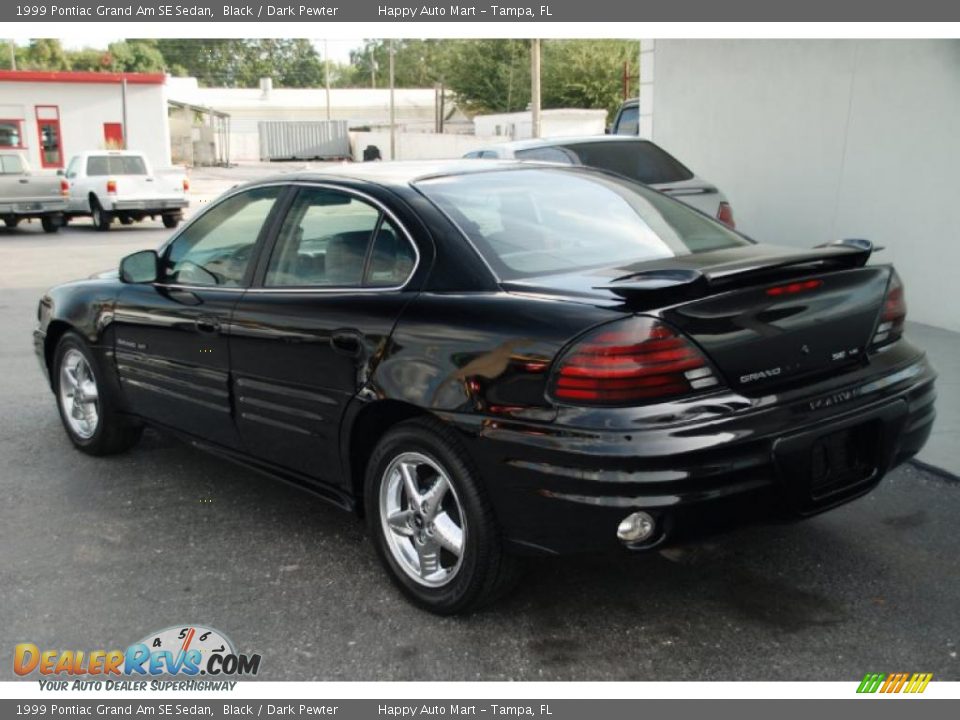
[530,39,541,139]
[389,39,396,160]
[324,39,331,121]
[121,78,128,149]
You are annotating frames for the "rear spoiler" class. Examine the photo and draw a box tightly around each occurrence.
[597,238,878,304]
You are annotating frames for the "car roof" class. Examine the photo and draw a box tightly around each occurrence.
[488,135,653,153]
[250,159,550,188]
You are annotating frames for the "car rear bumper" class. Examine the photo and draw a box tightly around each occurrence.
[108,198,188,212]
[0,199,67,215]
[443,352,936,555]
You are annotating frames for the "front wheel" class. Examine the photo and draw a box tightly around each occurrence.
[53,332,142,455]
[365,418,521,614]
[162,214,180,229]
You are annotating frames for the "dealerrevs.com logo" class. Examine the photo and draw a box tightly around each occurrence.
[14,625,261,688]
[857,673,933,694]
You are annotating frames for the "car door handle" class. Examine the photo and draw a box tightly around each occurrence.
[331,331,362,357]
[196,316,221,334]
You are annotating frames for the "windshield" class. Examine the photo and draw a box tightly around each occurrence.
[558,140,694,185]
[416,168,749,280]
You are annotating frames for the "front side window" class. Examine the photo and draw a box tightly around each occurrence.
[417,168,749,280]
[162,187,281,287]
[265,187,414,288]
[0,120,23,148]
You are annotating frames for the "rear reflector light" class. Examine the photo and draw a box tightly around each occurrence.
[59,179,69,196]
[183,178,190,192]
[871,271,906,349]
[106,179,117,194]
[717,202,735,228]
[766,279,822,297]
[549,317,721,406]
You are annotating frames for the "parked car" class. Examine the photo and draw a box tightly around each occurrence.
[34,161,935,614]
[610,98,640,135]
[464,136,736,227]
[63,150,189,231]
[0,151,67,233]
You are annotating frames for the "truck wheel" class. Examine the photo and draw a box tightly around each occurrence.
[162,214,180,229]
[3,216,19,229]
[119,215,134,226]
[90,199,112,232]
[41,216,61,234]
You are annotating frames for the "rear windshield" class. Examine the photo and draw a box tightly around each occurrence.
[416,168,748,280]
[86,155,147,176]
[555,140,694,185]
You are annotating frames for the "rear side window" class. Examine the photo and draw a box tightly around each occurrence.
[86,155,148,176]
[614,105,639,135]
[560,141,694,185]
[417,168,748,280]
[0,154,25,174]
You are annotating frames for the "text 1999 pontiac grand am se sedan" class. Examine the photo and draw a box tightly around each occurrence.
[33,161,936,613]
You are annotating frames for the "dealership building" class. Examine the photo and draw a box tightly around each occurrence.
[0,70,172,172]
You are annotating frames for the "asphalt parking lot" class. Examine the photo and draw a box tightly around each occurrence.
[1,215,958,681]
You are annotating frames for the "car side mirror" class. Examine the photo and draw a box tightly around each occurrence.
[119,250,159,284]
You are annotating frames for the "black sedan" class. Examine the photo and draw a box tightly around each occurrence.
[33,161,936,614]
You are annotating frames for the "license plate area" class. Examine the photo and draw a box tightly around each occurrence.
[807,422,880,501]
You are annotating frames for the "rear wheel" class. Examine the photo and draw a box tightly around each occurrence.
[3,216,19,229]
[53,332,142,455]
[41,216,61,234]
[365,418,521,614]
[119,215,134,226]
[90,199,112,231]
[162,213,180,229]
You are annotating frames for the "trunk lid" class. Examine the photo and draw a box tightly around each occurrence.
[503,242,891,395]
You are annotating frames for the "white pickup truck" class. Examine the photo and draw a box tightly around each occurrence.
[0,151,67,233]
[63,150,189,231]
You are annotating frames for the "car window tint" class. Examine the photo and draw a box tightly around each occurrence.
[560,141,694,185]
[265,188,381,288]
[366,219,416,287]
[418,168,748,280]
[614,105,639,135]
[86,155,148,176]
[0,154,24,174]
[515,147,576,164]
[163,186,281,287]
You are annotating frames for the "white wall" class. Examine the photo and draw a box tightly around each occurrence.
[645,39,960,331]
[349,131,496,161]
[0,80,171,171]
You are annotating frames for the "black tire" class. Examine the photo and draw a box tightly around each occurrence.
[364,417,522,614]
[41,216,61,234]
[52,332,142,456]
[162,214,180,229]
[90,199,112,231]
[4,216,19,229]
[119,215,134,226]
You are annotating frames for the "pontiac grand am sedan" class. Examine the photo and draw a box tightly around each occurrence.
[34,161,936,614]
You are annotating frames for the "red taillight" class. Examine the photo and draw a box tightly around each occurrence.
[182,177,190,192]
[766,279,822,297]
[106,179,117,194]
[717,201,735,228]
[871,272,906,349]
[549,317,721,406]
[59,179,69,197]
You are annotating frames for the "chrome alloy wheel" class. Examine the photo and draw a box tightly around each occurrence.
[59,349,100,440]
[379,451,467,587]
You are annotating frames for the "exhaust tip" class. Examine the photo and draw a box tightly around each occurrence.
[617,511,656,544]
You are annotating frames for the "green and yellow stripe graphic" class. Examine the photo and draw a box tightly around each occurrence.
[857,672,932,694]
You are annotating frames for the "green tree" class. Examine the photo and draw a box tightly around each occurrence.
[103,39,166,73]
[542,40,638,120]
[20,39,71,71]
